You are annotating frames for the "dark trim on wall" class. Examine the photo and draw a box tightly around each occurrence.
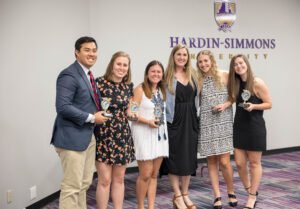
[26,146,300,209]
[26,191,60,209]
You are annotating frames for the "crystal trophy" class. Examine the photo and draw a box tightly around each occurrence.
[208,95,219,114]
[129,101,139,121]
[238,89,251,108]
[101,97,113,117]
[153,105,162,125]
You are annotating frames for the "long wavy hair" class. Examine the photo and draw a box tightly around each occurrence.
[227,54,255,103]
[103,51,132,84]
[165,44,197,94]
[196,50,223,91]
[142,60,166,101]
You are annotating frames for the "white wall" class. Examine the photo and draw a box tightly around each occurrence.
[0,0,299,208]
[0,0,91,208]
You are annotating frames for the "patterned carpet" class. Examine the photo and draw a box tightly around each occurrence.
[42,151,300,209]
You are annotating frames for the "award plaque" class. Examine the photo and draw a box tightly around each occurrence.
[153,105,162,125]
[101,97,113,117]
[129,101,139,121]
[238,89,251,108]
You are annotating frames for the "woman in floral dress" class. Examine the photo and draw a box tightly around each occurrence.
[95,51,135,209]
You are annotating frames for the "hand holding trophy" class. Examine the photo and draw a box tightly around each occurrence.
[101,97,113,117]
[238,89,251,108]
[128,101,139,121]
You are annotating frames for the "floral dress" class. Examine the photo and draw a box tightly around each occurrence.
[95,76,135,165]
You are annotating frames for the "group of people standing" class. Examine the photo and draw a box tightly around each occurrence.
[51,36,272,209]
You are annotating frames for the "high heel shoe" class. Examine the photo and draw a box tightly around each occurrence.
[243,192,257,209]
[213,197,222,209]
[228,193,238,207]
[173,194,188,209]
[182,193,197,209]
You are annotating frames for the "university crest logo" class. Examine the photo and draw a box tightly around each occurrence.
[214,0,236,32]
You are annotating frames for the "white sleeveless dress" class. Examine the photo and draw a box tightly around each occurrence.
[131,92,169,160]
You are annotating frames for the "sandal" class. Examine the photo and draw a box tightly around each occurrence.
[228,193,238,207]
[213,197,222,209]
[182,193,197,209]
[173,194,188,209]
[243,192,257,209]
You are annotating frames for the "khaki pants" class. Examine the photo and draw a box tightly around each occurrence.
[56,136,96,209]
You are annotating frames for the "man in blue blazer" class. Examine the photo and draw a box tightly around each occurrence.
[51,36,107,209]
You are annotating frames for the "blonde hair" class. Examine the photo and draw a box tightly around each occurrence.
[103,51,132,84]
[165,44,197,94]
[227,54,255,103]
[196,50,223,91]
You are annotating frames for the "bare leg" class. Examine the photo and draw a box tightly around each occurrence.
[234,149,251,190]
[219,153,237,205]
[147,157,163,209]
[244,151,262,208]
[207,156,221,207]
[95,161,112,209]
[168,174,186,208]
[181,175,196,209]
[111,165,127,209]
[136,160,153,209]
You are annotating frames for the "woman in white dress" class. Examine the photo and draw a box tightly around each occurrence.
[130,60,169,209]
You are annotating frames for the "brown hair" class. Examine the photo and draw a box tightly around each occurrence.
[142,60,166,101]
[103,51,132,84]
[227,54,255,102]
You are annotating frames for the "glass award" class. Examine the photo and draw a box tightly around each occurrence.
[208,95,219,114]
[129,101,139,121]
[238,89,251,108]
[153,105,162,125]
[101,97,113,117]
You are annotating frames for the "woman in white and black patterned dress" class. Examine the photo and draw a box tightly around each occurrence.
[196,50,237,209]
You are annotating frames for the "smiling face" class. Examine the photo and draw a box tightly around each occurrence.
[75,42,97,69]
[111,56,129,82]
[147,64,163,86]
[197,54,212,74]
[174,48,188,68]
[233,57,248,76]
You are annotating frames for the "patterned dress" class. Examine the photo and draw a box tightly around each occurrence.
[198,76,233,157]
[94,76,135,165]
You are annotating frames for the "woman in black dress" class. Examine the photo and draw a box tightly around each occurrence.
[162,44,199,209]
[227,54,272,209]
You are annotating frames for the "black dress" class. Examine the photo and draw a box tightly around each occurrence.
[161,82,198,176]
[233,80,266,151]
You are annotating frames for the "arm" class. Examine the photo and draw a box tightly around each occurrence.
[129,85,158,128]
[56,72,89,126]
[245,77,272,111]
[253,77,272,110]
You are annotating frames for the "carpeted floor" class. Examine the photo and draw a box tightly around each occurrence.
[43,151,300,209]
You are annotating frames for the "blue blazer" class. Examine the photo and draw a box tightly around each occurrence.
[51,61,100,151]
